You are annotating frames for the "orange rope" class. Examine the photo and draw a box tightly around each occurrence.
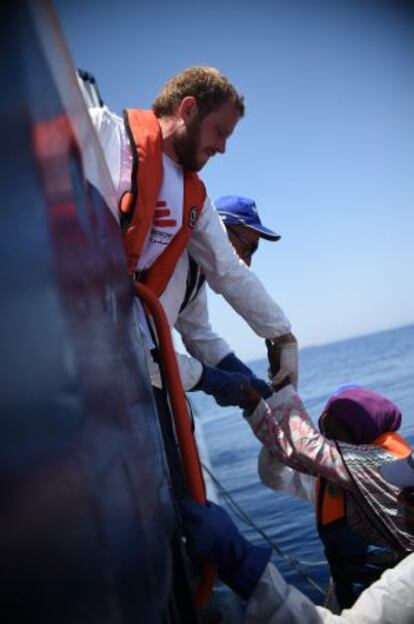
[134,282,215,607]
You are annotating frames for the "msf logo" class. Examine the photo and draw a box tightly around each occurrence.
[153,201,177,228]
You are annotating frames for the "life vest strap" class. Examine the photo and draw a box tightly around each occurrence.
[121,109,206,291]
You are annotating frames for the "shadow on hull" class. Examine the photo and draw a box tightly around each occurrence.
[0,2,199,622]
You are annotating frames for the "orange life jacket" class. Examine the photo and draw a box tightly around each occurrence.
[316,431,411,526]
[119,109,206,296]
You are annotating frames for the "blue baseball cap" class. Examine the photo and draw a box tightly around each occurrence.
[215,195,280,241]
[380,451,414,488]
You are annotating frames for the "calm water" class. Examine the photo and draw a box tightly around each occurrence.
[190,324,414,604]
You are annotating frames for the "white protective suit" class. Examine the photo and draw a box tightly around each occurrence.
[90,106,290,389]
[172,257,233,368]
[246,554,414,623]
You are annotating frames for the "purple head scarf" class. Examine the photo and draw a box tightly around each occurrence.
[318,387,402,444]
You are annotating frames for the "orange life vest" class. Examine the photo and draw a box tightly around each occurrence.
[316,431,412,526]
[119,109,206,296]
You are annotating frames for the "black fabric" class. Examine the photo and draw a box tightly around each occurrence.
[120,110,139,232]
[179,255,206,314]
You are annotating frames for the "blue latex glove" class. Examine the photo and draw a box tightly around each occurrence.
[181,498,272,600]
[217,353,272,399]
[190,364,253,408]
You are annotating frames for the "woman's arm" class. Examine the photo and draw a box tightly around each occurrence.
[258,447,316,503]
[245,385,351,489]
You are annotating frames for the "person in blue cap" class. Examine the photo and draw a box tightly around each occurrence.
[215,194,281,259]
[171,195,292,408]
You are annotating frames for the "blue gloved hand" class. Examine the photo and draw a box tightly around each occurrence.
[181,498,272,600]
[217,353,272,400]
[190,364,254,409]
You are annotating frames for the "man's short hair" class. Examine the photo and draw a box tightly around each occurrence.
[152,66,245,120]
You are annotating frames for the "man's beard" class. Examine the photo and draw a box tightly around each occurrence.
[173,116,202,172]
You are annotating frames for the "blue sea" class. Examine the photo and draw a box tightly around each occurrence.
[190,324,414,604]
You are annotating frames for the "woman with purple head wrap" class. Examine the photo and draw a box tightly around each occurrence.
[244,383,414,611]
[319,386,402,445]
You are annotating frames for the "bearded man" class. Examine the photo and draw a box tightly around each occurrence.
[89,66,298,407]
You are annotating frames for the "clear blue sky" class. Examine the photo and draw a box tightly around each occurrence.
[56,0,414,361]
